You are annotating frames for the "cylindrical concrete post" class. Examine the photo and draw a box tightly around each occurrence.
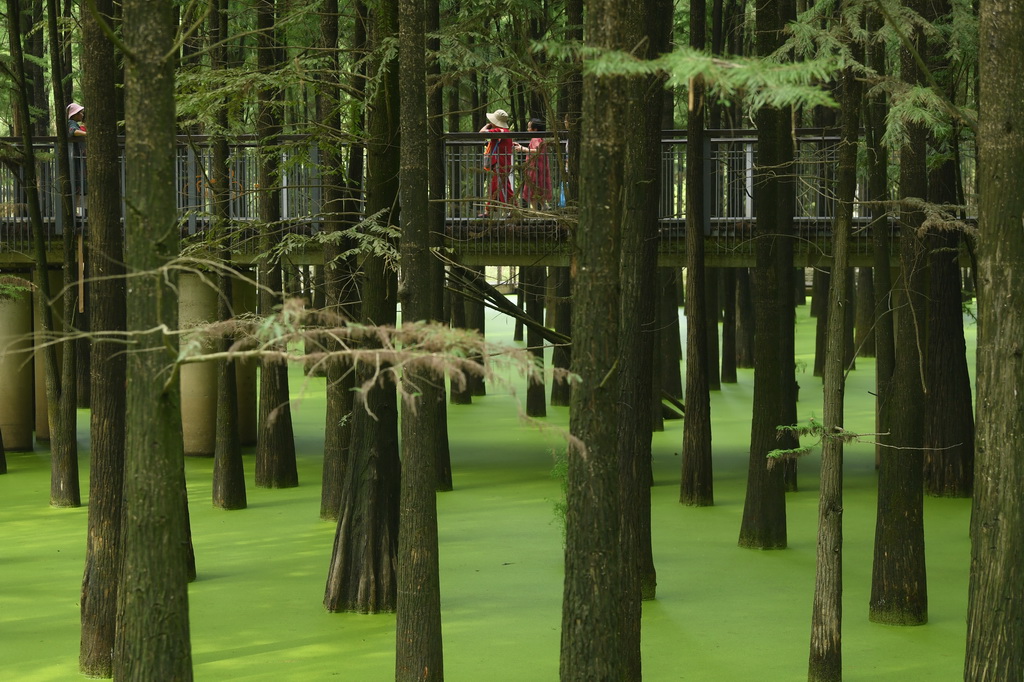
[34,268,65,442]
[0,277,36,451]
[232,269,258,446]
[179,272,218,456]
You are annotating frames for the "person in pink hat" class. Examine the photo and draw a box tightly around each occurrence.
[66,102,87,212]
[479,109,513,216]
[67,102,87,137]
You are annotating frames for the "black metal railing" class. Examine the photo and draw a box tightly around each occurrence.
[0,131,977,264]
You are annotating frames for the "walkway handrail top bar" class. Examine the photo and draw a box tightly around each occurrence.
[444,127,845,141]
[3,128,845,146]
[0,133,318,145]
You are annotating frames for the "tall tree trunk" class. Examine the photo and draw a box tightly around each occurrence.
[550,266,573,406]
[705,267,721,390]
[813,268,829,377]
[617,0,667,673]
[808,64,860,682]
[867,2,894,470]
[659,268,684,400]
[426,0,452,492]
[921,0,974,497]
[254,0,298,488]
[524,266,547,417]
[869,11,929,625]
[560,0,628,675]
[721,268,738,383]
[965,0,1024,670]
[24,0,49,136]
[564,0,582,204]
[6,0,79,507]
[843,268,856,370]
[854,267,875,357]
[448,274,472,405]
[681,0,713,508]
[922,161,974,498]
[211,0,246,511]
[738,0,791,549]
[466,266,486,396]
[79,0,125,672]
[319,0,364,520]
[773,0,799,493]
[735,267,755,367]
[324,0,401,614]
[395,0,443,674]
[114,0,193,675]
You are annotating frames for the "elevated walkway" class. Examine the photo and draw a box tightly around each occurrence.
[0,130,975,269]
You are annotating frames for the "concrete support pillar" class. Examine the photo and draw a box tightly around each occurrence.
[232,269,258,446]
[0,277,35,451]
[179,272,218,456]
[34,269,64,441]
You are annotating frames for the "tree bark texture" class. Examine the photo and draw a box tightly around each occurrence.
[616,0,666,670]
[735,267,755,367]
[448,276,472,405]
[254,0,298,489]
[923,158,974,498]
[324,0,401,614]
[113,0,193,676]
[395,0,444,674]
[319,0,365,520]
[426,0,452,493]
[721,268,738,383]
[659,268,684,401]
[738,0,792,549]
[813,268,829,377]
[44,0,80,508]
[550,266,573,407]
[867,3,894,470]
[23,0,49,136]
[681,4,714,507]
[524,266,547,418]
[704,268,721,390]
[869,17,929,625]
[5,0,79,507]
[210,0,246,511]
[964,0,1024,674]
[807,66,859,682]
[560,1,628,676]
[854,267,875,357]
[79,0,126,671]
[466,266,486,397]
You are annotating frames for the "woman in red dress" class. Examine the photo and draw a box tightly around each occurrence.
[515,118,552,209]
[480,109,513,215]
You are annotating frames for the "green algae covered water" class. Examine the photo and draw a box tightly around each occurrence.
[0,304,975,681]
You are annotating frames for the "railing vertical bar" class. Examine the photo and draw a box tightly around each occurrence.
[186,144,197,235]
